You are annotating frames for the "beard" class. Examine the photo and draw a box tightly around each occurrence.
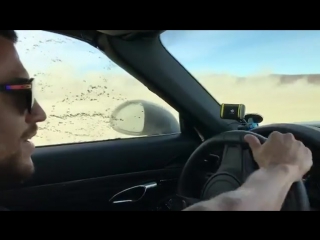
[0,141,35,186]
[0,124,37,186]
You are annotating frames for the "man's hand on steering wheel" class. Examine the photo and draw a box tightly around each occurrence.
[245,131,312,182]
[182,130,313,211]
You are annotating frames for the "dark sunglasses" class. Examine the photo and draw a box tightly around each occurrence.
[0,78,34,113]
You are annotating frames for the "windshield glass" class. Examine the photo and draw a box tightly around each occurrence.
[160,30,320,125]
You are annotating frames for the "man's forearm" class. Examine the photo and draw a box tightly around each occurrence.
[184,164,297,211]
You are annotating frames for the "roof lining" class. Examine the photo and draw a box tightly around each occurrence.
[97,30,156,36]
[44,30,164,46]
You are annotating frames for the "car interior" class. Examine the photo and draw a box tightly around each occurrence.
[0,30,319,211]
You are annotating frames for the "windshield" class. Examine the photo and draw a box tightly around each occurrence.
[160,30,320,125]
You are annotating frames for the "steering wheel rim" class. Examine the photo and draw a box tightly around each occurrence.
[177,130,310,211]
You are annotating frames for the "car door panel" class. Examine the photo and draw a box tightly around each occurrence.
[0,134,198,211]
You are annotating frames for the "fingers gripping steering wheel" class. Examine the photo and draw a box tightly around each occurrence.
[177,130,310,211]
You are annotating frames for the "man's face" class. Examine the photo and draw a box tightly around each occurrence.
[0,36,46,184]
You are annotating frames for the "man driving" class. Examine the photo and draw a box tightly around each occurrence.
[0,30,312,211]
[0,30,46,185]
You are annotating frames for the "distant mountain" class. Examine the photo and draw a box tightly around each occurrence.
[198,73,320,86]
[272,74,320,85]
[235,74,320,85]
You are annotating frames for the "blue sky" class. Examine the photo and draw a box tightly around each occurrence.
[16,30,320,77]
[160,30,320,76]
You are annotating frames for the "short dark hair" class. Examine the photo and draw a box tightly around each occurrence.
[0,30,18,43]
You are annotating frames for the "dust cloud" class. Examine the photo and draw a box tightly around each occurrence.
[34,65,320,147]
[194,72,320,125]
[21,31,318,147]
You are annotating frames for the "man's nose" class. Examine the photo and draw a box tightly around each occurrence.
[25,99,47,123]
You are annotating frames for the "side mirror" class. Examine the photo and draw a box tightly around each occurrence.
[110,100,180,136]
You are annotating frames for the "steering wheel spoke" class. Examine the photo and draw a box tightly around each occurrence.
[218,144,244,172]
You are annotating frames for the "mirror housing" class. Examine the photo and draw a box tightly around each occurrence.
[110,100,180,136]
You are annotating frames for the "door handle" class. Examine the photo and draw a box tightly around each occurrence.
[109,182,157,204]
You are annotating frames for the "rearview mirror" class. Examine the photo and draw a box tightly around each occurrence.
[110,100,180,136]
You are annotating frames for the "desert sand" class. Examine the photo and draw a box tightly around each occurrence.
[32,64,320,147]
[33,64,180,146]
[16,30,318,147]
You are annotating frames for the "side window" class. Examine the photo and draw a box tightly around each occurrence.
[16,31,180,146]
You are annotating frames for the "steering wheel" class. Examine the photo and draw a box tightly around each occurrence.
[177,130,310,211]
